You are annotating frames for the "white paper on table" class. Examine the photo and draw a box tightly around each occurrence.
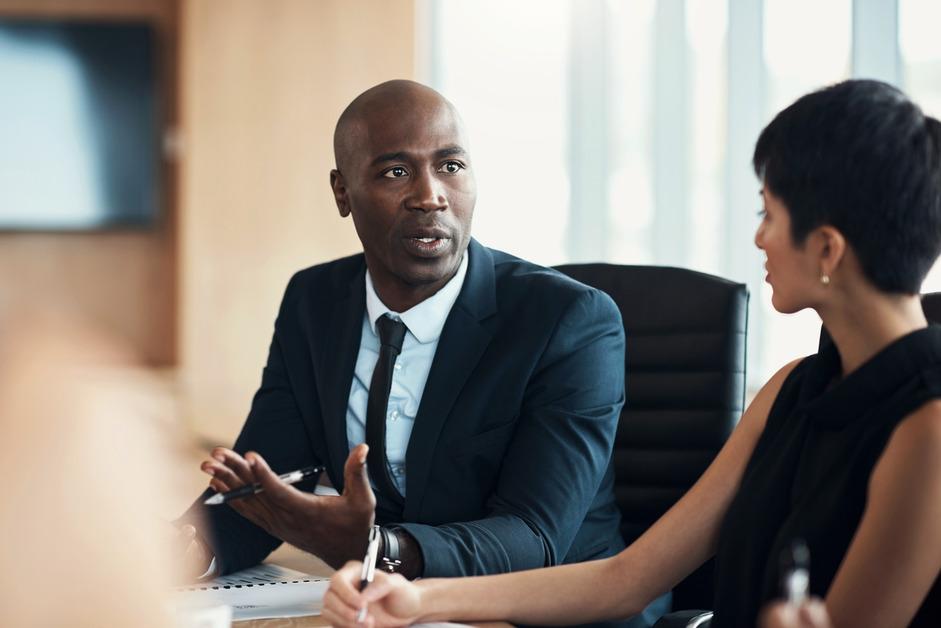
[173,564,329,621]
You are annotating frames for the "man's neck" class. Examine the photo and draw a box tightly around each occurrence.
[371,275,453,313]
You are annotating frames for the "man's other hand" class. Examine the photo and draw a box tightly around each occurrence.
[200,443,376,568]
[174,523,214,581]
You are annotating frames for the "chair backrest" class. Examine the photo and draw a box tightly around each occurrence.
[554,263,749,610]
[819,292,941,349]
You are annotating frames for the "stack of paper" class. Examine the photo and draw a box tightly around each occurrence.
[174,563,328,621]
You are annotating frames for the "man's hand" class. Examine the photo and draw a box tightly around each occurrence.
[172,523,214,582]
[760,599,832,628]
[322,561,421,628]
[200,443,376,568]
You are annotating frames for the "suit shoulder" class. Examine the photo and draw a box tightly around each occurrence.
[284,253,364,292]
[273,253,365,316]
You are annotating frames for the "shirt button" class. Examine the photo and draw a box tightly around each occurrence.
[390,409,400,421]
[394,363,403,371]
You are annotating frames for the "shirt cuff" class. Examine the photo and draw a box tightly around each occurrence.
[197,556,218,580]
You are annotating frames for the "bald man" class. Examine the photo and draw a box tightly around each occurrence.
[179,81,667,627]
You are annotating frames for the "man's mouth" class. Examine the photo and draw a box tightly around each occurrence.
[403,234,453,257]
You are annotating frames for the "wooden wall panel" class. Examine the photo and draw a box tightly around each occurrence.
[179,0,416,440]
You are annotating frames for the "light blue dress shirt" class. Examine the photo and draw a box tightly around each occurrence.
[346,254,468,496]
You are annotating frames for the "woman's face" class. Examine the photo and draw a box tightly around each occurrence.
[754,187,821,313]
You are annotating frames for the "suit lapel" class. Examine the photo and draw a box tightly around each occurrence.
[317,262,366,491]
[403,240,498,519]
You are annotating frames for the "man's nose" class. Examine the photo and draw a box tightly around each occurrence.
[407,170,447,212]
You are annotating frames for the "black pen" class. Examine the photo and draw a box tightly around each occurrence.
[357,526,381,623]
[203,465,325,505]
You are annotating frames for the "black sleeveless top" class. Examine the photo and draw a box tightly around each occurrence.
[712,326,941,627]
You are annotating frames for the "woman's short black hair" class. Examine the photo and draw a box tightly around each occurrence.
[753,79,941,294]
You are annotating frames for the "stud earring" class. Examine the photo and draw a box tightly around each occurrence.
[820,274,831,285]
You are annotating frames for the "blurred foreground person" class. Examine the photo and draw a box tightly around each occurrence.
[324,80,941,628]
[0,309,190,627]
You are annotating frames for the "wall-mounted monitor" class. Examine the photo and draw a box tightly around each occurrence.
[0,19,161,230]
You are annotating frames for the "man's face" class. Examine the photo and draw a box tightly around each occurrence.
[332,95,477,300]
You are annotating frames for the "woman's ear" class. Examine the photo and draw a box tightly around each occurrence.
[815,225,847,278]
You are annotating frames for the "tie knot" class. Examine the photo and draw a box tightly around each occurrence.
[376,315,407,352]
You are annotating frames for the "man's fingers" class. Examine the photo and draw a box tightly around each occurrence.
[343,444,376,508]
[202,458,246,490]
[212,447,257,486]
[246,451,301,505]
[208,477,232,494]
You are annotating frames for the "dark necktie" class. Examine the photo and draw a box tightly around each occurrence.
[366,314,407,510]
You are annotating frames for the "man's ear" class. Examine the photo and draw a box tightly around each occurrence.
[815,225,847,278]
[330,169,351,217]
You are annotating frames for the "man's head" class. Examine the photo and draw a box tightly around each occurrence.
[330,80,476,311]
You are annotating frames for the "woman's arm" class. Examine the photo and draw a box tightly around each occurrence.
[822,399,941,627]
[324,359,802,627]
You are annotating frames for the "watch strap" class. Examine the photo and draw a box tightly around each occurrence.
[378,526,402,573]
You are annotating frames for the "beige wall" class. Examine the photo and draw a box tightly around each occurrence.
[179,0,416,441]
[0,0,179,366]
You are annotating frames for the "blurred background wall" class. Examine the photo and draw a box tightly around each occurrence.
[178,0,415,440]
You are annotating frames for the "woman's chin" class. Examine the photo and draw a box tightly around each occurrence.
[770,292,796,314]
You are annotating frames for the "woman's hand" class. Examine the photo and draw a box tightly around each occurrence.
[760,598,832,628]
[322,561,422,628]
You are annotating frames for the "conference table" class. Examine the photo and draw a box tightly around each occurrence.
[236,544,510,628]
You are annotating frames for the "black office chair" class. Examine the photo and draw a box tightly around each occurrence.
[819,292,941,349]
[554,264,749,624]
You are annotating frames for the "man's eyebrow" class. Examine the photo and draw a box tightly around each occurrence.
[369,146,467,167]
[436,146,467,158]
[370,152,410,167]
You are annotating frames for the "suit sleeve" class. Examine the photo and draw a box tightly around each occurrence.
[397,288,625,576]
[176,274,322,575]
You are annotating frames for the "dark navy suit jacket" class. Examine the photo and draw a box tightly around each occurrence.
[184,239,627,578]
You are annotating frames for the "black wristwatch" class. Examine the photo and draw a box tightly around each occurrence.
[376,526,403,573]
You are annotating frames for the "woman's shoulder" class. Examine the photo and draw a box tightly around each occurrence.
[888,399,941,460]
[742,357,807,434]
[871,399,941,500]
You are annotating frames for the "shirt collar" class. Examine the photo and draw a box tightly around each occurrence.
[364,252,468,344]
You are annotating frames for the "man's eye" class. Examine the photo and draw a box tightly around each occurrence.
[383,166,408,178]
[438,161,464,174]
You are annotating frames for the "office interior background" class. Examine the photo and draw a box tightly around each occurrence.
[1,0,939,443]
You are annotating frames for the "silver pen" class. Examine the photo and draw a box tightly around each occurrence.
[781,539,810,605]
[357,526,381,623]
[203,465,325,505]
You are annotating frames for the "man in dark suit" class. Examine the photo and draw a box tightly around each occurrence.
[178,80,665,626]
